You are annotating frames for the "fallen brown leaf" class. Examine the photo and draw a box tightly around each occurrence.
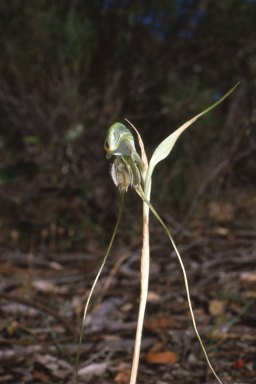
[233,359,245,369]
[144,341,177,365]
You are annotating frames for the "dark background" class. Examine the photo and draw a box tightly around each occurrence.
[0,1,256,383]
[0,0,255,252]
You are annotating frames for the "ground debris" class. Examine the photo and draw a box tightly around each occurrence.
[0,215,255,384]
[34,353,73,380]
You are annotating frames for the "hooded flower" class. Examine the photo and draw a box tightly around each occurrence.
[104,123,142,192]
[104,123,136,159]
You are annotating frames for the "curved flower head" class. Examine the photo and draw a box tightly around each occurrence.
[104,123,143,192]
[104,123,136,159]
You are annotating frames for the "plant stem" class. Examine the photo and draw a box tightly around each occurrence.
[136,186,223,384]
[129,184,151,384]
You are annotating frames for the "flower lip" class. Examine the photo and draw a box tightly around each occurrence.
[111,157,133,192]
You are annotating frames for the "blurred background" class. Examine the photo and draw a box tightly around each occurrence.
[0,0,255,252]
[1,1,256,383]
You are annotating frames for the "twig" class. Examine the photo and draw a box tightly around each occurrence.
[0,292,74,334]
[0,333,79,346]
[95,251,131,308]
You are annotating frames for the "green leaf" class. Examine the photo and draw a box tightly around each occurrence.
[146,83,239,187]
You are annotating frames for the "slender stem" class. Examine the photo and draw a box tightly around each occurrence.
[129,183,151,384]
[136,186,223,384]
[76,192,124,384]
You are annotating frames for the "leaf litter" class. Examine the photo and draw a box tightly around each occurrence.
[0,194,255,384]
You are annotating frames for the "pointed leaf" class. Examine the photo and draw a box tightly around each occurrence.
[146,83,239,185]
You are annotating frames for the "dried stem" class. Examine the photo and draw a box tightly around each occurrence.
[129,184,151,384]
[136,186,223,384]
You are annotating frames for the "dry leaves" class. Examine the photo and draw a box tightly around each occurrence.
[144,342,177,365]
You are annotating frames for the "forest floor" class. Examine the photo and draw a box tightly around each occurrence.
[0,183,256,384]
